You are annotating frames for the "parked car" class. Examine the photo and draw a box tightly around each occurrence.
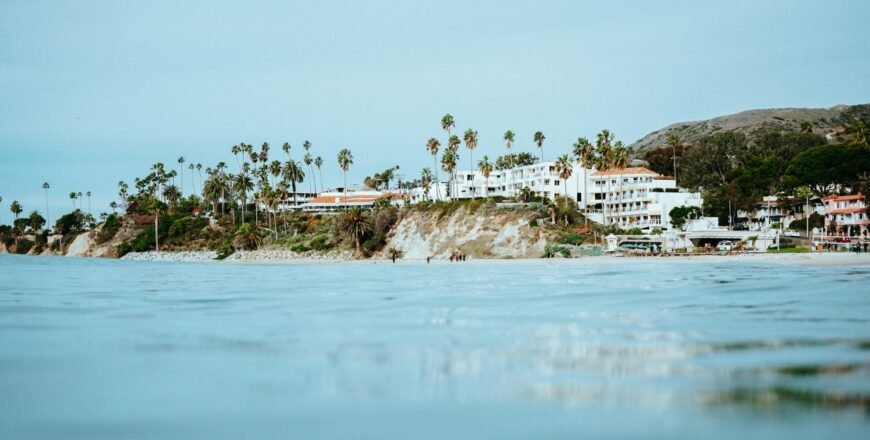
[784,231,800,237]
[717,241,734,252]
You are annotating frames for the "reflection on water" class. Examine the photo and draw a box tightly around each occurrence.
[0,255,868,439]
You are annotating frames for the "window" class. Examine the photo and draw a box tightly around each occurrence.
[467,175,473,181]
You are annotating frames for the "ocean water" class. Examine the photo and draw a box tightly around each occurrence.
[0,254,868,439]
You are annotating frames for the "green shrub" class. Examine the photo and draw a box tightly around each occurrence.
[544,245,571,258]
[97,214,121,244]
[558,232,587,246]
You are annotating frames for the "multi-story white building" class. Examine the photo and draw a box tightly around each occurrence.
[414,163,701,232]
[585,167,702,231]
[299,185,405,213]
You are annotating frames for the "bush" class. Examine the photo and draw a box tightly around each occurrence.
[96,214,121,244]
[558,232,588,246]
[544,244,571,258]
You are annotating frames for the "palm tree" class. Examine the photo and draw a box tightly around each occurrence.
[304,152,314,195]
[463,129,479,198]
[555,154,573,198]
[69,192,76,211]
[10,200,22,220]
[421,167,434,201]
[573,137,594,226]
[533,131,546,162]
[303,140,313,194]
[795,186,814,238]
[477,156,493,198]
[234,172,253,224]
[503,130,515,169]
[340,206,372,256]
[109,201,118,214]
[441,113,455,143]
[314,156,323,193]
[596,129,615,224]
[42,182,50,229]
[441,149,458,201]
[86,191,92,216]
[851,120,868,145]
[234,223,260,250]
[282,160,305,207]
[196,163,203,197]
[447,134,461,198]
[426,138,441,200]
[76,192,83,211]
[189,163,197,196]
[177,156,185,196]
[163,185,180,210]
[337,148,354,207]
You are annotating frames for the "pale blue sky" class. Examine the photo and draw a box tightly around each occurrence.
[1,0,869,219]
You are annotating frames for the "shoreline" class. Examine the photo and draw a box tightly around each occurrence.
[107,250,870,266]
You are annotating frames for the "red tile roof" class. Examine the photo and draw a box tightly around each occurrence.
[823,193,864,201]
[306,192,405,205]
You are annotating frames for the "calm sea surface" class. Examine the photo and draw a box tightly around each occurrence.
[0,254,868,439]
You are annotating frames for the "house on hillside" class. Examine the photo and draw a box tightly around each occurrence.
[823,193,868,237]
[299,185,405,213]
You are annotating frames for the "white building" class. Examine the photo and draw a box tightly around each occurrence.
[415,163,701,232]
[299,185,405,213]
[586,167,702,231]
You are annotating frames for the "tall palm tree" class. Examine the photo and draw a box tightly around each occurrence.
[304,152,314,195]
[555,154,573,198]
[441,113,455,144]
[42,182,50,229]
[447,135,461,198]
[69,192,77,211]
[234,171,253,224]
[303,140,313,194]
[667,133,681,184]
[283,160,305,207]
[189,163,197,196]
[441,149,458,201]
[573,137,594,225]
[596,129,615,224]
[86,191,92,216]
[477,156,493,198]
[503,130,515,168]
[533,131,546,162]
[463,129,479,199]
[426,138,441,200]
[314,156,323,193]
[421,167,434,201]
[340,206,372,256]
[76,192,83,211]
[177,156,185,196]
[196,163,203,198]
[10,200,22,220]
[337,148,354,208]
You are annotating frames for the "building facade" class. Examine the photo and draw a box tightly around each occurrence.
[416,163,701,232]
[823,193,868,236]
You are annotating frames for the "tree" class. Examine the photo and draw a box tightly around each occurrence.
[849,119,868,145]
[573,137,594,224]
[680,132,745,190]
[177,156,185,196]
[669,206,702,229]
[799,120,813,134]
[477,156,493,198]
[421,168,434,201]
[28,211,45,232]
[233,223,260,250]
[340,206,372,256]
[441,148,458,201]
[464,129,479,198]
[783,144,870,196]
[314,156,323,193]
[426,138,442,200]
[441,113,455,144]
[533,131,546,162]
[337,148,353,207]
[69,192,76,211]
[447,135,461,199]
[503,130,516,169]
[10,200,22,220]
[304,151,314,195]
[42,182,50,229]
[555,154,573,197]
[495,152,537,170]
[282,161,305,207]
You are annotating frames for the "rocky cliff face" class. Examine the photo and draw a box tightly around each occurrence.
[382,206,554,259]
[630,104,870,152]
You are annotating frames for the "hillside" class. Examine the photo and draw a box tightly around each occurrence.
[630,104,870,152]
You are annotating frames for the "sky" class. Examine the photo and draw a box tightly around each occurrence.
[1,0,869,220]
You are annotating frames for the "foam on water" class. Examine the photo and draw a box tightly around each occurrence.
[0,255,868,439]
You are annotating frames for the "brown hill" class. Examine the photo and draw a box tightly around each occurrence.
[629,104,870,152]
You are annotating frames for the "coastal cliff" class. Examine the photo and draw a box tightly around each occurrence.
[382,204,555,259]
